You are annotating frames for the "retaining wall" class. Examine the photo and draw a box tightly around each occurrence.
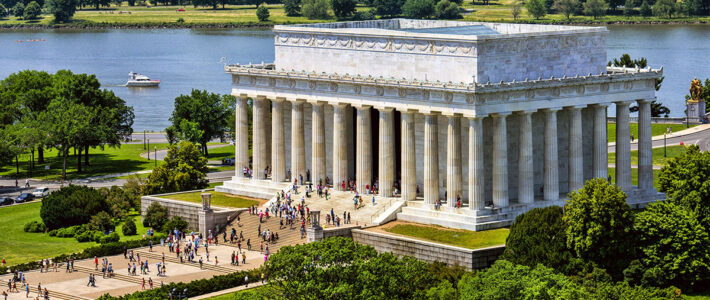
[141,191,243,234]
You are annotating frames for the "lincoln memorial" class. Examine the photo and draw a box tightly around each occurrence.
[216,19,664,230]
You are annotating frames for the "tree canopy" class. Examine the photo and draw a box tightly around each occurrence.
[166,89,234,156]
[141,141,208,195]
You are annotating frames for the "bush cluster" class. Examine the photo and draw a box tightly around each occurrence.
[40,185,108,229]
[23,221,46,233]
[143,202,168,229]
[122,218,137,236]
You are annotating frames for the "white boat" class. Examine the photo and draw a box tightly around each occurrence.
[126,72,160,87]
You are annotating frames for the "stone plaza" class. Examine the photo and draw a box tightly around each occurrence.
[217,19,665,230]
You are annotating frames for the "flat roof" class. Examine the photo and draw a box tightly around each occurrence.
[394,25,500,36]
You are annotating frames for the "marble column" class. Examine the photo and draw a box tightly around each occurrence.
[568,106,584,191]
[332,104,349,190]
[492,113,509,208]
[379,108,395,197]
[252,97,267,180]
[311,102,326,186]
[593,104,609,179]
[235,95,249,177]
[638,99,653,190]
[517,111,534,204]
[271,99,286,182]
[446,115,462,207]
[356,106,372,193]
[468,117,485,210]
[291,100,306,183]
[424,113,439,205]
[615,101,632,191]
[544,108,560,201]
[401,111,417,201]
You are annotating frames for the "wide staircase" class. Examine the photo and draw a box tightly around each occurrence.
[216,177,290,201]
[74,265,144,284]
[222,210,307,253]
[136,250,234,273]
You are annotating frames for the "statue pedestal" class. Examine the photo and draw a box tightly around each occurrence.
[687,100,706,123]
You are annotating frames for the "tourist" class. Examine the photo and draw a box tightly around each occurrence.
[245,275,249,287]
[149,278,153,289]
[141,278,145,290]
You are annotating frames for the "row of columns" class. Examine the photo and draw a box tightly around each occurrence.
[235,96,654,209]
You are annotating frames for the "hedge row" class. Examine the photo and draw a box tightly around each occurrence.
[96,268,262,299]
[0,234,166,274]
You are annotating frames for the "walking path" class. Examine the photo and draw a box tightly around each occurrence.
[608,124,710,153]
[139,144,229,161]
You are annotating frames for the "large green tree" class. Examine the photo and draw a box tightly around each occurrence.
[141,141,208,195]
[167,89,233,156]
[632,201,710,289]
[330,0,356,19]
[40,185,109,229]
[39,97,92,182]
[283,0,301,15]
[564,178,637,278]
[554,0,579,20]
[302,0,330,19]
[583,0,609,19]
[658,145,710,231]
[402,0,435,18]
[374,0,405,17]
[46,0,77,22]
[526,0,547,19]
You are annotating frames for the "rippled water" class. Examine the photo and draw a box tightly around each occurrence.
[1,25,708,130]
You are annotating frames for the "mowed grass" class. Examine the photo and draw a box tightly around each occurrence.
[608,167,661,188]
[159,191,259,208]
[608,145,687,166]
[0,143,169,181]
[383,224,508,250]
[0,202,147,266]
[607,123,693,143]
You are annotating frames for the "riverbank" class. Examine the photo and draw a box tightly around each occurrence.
[2,2,710,29]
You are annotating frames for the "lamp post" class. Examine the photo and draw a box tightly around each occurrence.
[155,146,157,168]
[143,129,146,150]
[147,139,150,160]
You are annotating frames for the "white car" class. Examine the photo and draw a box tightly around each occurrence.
[32,187,50,198]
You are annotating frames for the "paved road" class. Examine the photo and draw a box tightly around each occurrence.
[140,143,231,161]
[608,124,710,153]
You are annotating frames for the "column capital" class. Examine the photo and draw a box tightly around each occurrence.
[594,102,611,108]
[542,107,562,112]
[309,100,327,106]
[464,114,486,120]
[443,112,463,118]
[614,100,634,106]
[374,106,395,112]
[421,110,441,116]
[255,95,268,100]
[332,102,349,108]
[565,105,587,110]
[637,98,654,104]
[491,112,512,118]
[273,97,286,102]
[291,98,307,104]
[238,93,249,100]
[514,109,537,115]
[399,108,418,115]
[352,104,372,110]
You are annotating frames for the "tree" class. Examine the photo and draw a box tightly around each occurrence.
[554,0,579,19]
[39,97,92,182]
[402,0,435,18]
[503,206,576,273]
[623,0,635,15]
[435,0,460,18]
[12,2,23,17]
[141,141,209,195]
[0,3,8,17]
[658,145,710,231]
[652,0,675,17]
[632,201,710,289]
[583,0,608,19]
[331,0,356,19]
[525,0,547,19]
[122,217,137,236]
[22,0,39,19]
[162,216,189,232]
[256,3,270,21]
[100,186,134,220]
[87,0,109,9]
[88,211,114,232]
[283,0,300,16]
[302,0,330,19]
[373,0,404,17]
[511,0,521,19]
[564,178,637,279]
[639,0,651,15]
[609,53,665,98]
[40,185,109,229]
[682,0,701,14]
[143,201,168,229]
[47,0,77,23]
[167,89,233,156]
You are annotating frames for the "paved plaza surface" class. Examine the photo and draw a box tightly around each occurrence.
[0,244,265,299]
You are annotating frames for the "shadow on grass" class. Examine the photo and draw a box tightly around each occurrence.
[0,153,153,180]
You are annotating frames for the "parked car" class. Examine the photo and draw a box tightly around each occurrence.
[32,187,50,198]
[222,157,235,165]
[14,193,34,203]
[0,197,13,206]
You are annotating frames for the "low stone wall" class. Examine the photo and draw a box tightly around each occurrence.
[141,191,243,234]
[351,229,504,270]
[322,226,362,239]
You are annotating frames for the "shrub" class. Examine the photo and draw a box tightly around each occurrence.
[48,229,58,236]
[89,211,115,233]
[40,185,109,229]
[162,216,189,233]
[23,220,47,233]
[75,230,96,243]
[122,218,137,236]
[99,232,120,244]
[256,3,270,21]
[176,17,184,22]
[352,9,375,20]
[143,202,168,229]
[93,231,105,243]
[502,206,575,273]
[22,1,40,20]
[55,226,77,238]
[435,0,460,19]
[302,0,330,19]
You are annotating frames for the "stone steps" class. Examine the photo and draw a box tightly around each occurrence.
[74,265,144,285]
[223,211,306,253]
[396,210,514,231]
[216,178,290,201]
[47,289,91,300]
[136,250,234,274]
[399,205,516,224]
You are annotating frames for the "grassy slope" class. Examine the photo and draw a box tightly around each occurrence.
[608,167,660,187]
[607,123,693,143]
[383,224,508,250]
[2,0,710,27]
[0,202,147,266]
[159,191,259,208]
[608,144,687,166]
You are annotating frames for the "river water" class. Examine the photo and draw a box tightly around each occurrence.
[1,25,709,131]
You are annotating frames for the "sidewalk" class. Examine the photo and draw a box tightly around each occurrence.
[607,124,710,147]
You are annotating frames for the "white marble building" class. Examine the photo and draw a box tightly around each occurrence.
[217,19,664,230]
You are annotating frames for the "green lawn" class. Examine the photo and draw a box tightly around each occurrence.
[0,202,147,266]
[383,224,508,250]
[159,191,259,208]
[608,145,687,166]
[607,123,692,143]
[0,143,170,181]
[607,167,661,188]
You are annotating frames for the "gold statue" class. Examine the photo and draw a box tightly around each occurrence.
[690,77,702,101]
